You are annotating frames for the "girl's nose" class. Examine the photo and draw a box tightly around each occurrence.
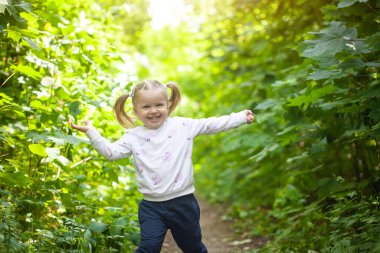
[150,107,158,113]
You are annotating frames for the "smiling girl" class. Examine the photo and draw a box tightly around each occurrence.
[69,80,254,253]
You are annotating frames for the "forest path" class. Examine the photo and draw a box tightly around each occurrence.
[161,197,266,253]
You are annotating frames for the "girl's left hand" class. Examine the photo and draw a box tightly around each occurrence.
[68,119,92,133]
[245,110,254,124]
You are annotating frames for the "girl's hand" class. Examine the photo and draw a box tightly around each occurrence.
[68,119,92,133]
[245,110,255,124]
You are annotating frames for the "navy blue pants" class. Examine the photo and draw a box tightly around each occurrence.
[133,194,208,253]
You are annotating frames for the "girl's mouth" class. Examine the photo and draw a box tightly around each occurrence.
[147,115,161,121]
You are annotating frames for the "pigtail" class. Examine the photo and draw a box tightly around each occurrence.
[113,93,135,129]
[166,82,181,114]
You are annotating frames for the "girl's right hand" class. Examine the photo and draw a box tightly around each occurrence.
[68,119,92,133]
[244,110,255,124]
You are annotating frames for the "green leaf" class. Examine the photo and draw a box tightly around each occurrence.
[287,84,337,107]
[366,32,380,50]
[340,58,365,70]
[56,155,69,166]
[319,96,363,110]
[47,136,66,146]
[22,36,40,50]
[20,11,38,26]
[316,178,355,199]
[45,147,60,159]
[28,144,47,157]
[6,29,22,42]
[11,64,43,80]
[30,100,49,111]
[18,1,33,12]
[0,2,6,15]
[303,22,357,59]
[26,131,49,142]
[338,0,368,8]
[55,87,72,100]
[307,69,344,80]
[76,174,86,182]
[36,229,54,239]
[69,101,81,116]
[114,217,128,226]
[3,4,25,23]
[84,229,92,241]
[255,99,277,110]
[368,108,380,121]
[0,172,29,187]
[0,92,14,108]
[89,222,108,233]
[249,143,280,162]
[53,131,86,145]
[107,168,118,182]
[41,76,55,86]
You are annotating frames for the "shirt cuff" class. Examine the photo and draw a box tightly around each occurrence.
[235,111,248,124]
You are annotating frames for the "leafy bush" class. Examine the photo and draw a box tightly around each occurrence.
[1,0,147,251]
[190,0,380,252]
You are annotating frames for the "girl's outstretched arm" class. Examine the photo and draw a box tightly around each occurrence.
[185,109,255,138]
[68,119,132,161]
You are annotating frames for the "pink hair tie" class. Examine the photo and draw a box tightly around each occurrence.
[129,85,136,98]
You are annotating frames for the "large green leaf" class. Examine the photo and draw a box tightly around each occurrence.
[53,131,87,145]
[303,22,357,59]
[11,64,43,79]
[28,143,47,157]
[255,99,277,110]
[2,1,30,24]
[0,2,6,14]
[0,172,29,187]
[89,222,108,233]
[69,101,81,116]
[22,36,40,50]
[338,0,368,8]
[307,69,345,80]
[6,29,22,42]
[249,143,280,162]
[287,84,336,107]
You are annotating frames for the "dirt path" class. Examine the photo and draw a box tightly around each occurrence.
[161,197,266,253]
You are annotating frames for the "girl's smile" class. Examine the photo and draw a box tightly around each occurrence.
[134,89,169,129]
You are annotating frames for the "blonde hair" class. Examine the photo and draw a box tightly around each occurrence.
[113,80,181,129]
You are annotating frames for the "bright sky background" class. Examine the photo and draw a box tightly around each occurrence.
[148,0,195,30]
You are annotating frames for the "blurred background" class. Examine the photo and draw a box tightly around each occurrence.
[0,0,379,252]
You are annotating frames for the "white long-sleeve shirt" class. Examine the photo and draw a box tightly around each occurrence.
[86,111,248,201]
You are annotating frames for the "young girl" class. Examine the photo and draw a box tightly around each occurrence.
[69,80,254,253]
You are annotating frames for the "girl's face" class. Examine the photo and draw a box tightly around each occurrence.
[133,88,169,130]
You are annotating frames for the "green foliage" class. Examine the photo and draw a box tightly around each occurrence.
[1,0,147,251]
[182,0,380,252]
[1,0,379,252]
